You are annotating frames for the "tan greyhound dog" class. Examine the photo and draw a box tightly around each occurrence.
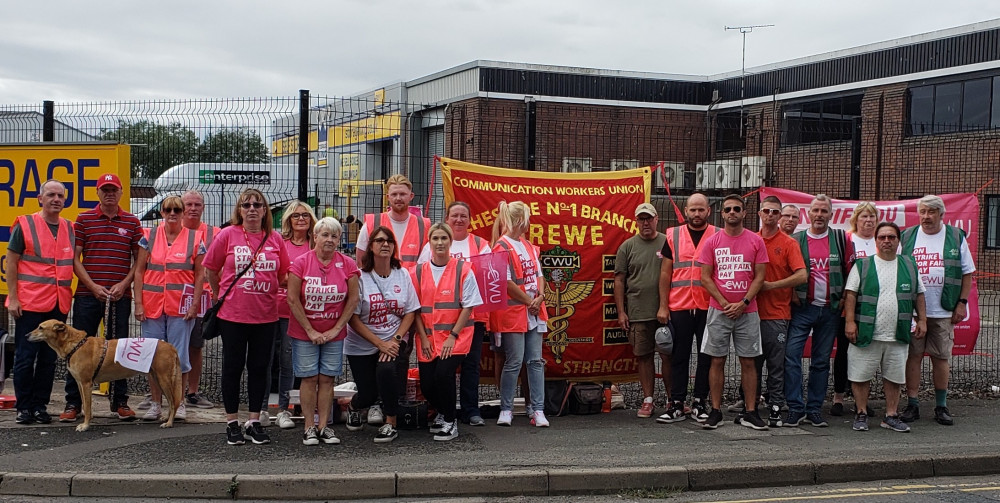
[28,319,183,432]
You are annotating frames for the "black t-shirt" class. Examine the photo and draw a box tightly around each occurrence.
[660,226,707,259]
[7,219,62,255]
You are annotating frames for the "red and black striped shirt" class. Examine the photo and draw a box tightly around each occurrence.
[74,207,142,297]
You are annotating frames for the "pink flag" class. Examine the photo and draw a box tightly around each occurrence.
[471,250,508,314]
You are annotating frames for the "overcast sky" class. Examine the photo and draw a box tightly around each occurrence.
[3,1,1000,104]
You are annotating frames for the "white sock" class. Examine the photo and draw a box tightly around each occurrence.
[644,397,653,403]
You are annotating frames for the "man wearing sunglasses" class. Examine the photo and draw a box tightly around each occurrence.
[356,174,430,269]
[697,195,768,430]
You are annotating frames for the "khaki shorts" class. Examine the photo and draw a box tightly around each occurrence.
[909,318,954,360]
[702,308,762,358]
[848,340,908,384]
[628,320,659,357]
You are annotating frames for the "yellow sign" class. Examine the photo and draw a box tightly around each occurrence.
[374,89,386,105]
[339,153,361,195]
[0,143,131,294]
[271,111,400,156]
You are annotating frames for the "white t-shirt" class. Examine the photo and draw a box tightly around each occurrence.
[850,233,877,260]
[503,236,547,333]
[344,268,421,356]
[846,256,926,342]
[416,236,491,264]
[911,227,976,319]
[355,216,410,255]
[428,262,484,309]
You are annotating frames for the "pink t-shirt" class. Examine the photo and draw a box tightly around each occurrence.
[697,229,768,313]
[806,232,832,306]
[287,251,360,342]
[202,226,290,324]
[276,239,311,319]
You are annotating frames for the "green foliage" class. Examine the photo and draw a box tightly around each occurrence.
[198,127,270,164]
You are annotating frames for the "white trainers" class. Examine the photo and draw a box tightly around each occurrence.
[276,410,295,429]
[258,410,271,427]
[137,395,153,410]
[175,403,186,421]
[531,411,550,428]
[142,403,161,421]
[367,404,384,425]
[497,410,513,426]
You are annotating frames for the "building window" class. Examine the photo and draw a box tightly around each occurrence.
[782,94,862,146]
[987,195,1000,250]
[715,111,746,152]
[909,76,1000,136]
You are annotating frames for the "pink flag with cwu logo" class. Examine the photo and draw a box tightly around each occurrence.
[471,251,508,314]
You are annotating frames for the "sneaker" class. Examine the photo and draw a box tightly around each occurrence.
[258,410,271,428]
[804,412,828,427]
[690,399,709,423]
[346,407,364,431]
[244,421,270,444]
[733,412,744,425]
[656,401,687,423]
[319,426,340,444]
[429,413,447,434]
[830,402,845,416]
[497,410,513,426]
[175,403,187,421]
[116,405,137,421]
[767,405,784,428]
[784,410,806,427]
[434,420,459,441]
[32,410,51,424]
[900,403,920,423]
[741,410,769,430]
[727,399,746,413]
[367,404,384,426]
[186,392,214,409]
[59,404,79,422]
[881,415,911,432]
[226,422,246,446]
[303,426,319,445]
[531,411,550,427]
[637,401,655,418]
[934,406,954,426]
[702,409,724,429]
[468,415,486,426]
[137,395,153,410]
[276,410,295,429]
[142,403,162,421]
[15,410,34,425]
[374,423,398,443]
[853,412,869,431]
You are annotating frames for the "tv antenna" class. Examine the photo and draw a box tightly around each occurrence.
[725,24,774,135]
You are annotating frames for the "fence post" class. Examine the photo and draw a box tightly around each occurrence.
[849,116,862,200]
[524,96,536,171]
[42,100,54,141]
[298,89,310,202]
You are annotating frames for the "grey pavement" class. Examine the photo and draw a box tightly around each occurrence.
[1,380,999,500]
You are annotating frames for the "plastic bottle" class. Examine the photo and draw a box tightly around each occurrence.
[601,381,612,413]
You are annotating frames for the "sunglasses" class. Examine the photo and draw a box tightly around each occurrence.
[372,237,395,245]
[877,235,899,241]
[290,212,311,220]
[760,209,781,215]
[161,207,183,214]
[723,206,743,213]
[241,202,263,209]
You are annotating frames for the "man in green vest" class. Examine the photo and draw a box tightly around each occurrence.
[899,195,975,426]
[843,222,927,433]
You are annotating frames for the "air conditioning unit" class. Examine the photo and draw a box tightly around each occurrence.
[740,156,766,188]
[562,157,593,173]
[715,159,739,189]
[656,162,685,191]
[610,159,641,171]
[695,162,717,189]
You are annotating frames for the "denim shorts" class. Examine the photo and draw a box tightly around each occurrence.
[290,337,344,378]
[141,315,194,373]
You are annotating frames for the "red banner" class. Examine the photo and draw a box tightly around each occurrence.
[760,187,981,355]
[470,251,509,314]
[440,157,651,380]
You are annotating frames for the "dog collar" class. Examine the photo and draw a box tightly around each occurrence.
[64,337,89,363]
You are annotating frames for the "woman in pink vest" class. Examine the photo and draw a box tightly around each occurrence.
[491,201,550,428]
[134,195,204,422]
[412,222,483,441]
[287,217,359,445]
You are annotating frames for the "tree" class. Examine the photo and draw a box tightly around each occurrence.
[100,120,199,180]
[198,127,270,164]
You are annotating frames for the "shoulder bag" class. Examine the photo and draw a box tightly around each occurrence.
[201,235,266,340]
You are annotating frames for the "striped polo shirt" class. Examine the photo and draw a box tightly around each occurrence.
[74,207,143,297]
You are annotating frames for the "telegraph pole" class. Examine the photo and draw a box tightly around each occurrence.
[725,24,774,135]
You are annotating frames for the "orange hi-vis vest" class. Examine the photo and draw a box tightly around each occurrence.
[463,235,490,324]
[411,259,475,362]
[364,211,430,268]
[6,213,74,314]
[666,224,718,311]
[490,236,549,333]
[141,225,199,318]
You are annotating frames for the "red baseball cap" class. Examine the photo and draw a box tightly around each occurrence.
[97,173,122,189]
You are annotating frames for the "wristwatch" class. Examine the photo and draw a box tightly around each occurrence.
[958,298,969,305]
[742,298,751,306]
[393,334,403,342]
[450,331,460,339]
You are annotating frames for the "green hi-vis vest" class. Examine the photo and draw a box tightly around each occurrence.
[900,224,965,312]
[794,228,849,311]
[853,256,919,347]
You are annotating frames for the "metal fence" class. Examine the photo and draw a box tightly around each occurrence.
[2,95,997,408]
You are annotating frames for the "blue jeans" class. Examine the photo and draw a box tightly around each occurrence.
[65,295,131,408]
[784,304,838,414]
[141,315,194,373]
[499,328,545,412]
[14,308,66,412]
[459,322,487,420]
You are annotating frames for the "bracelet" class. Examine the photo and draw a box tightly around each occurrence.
[450,331,460,339]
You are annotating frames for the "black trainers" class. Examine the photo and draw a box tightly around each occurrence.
[15,410,34,425]
[32,410,52,424]
[302,426,319,446]
[701,409,724,429]
[900,403,920,423]
[433,420,459,441]
[853,412,869,431]
[346,406,364,431]
[934,406,954,425]
[374,423,398,443]
[690,399,709,423]
[881,415,911,432]
[656,401,686,423]
[226,422,246,445]
[767,405,784,428]
[830,402,845,416]
[244,421,271,444]
[741,410,769,430]
[804,412,828,427]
